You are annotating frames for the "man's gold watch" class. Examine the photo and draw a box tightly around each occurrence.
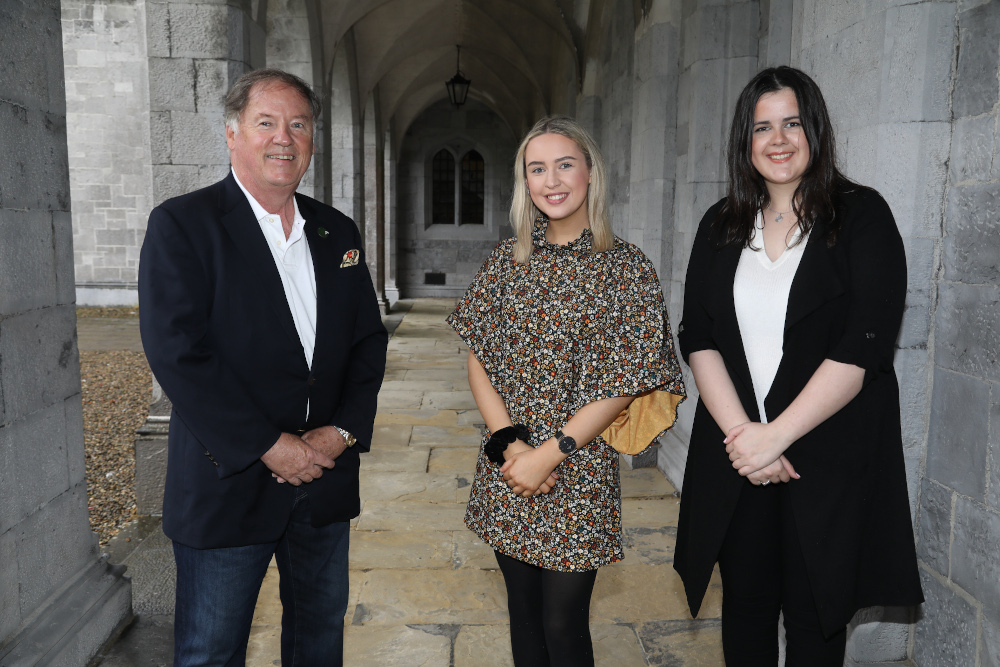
[335,426,356,448]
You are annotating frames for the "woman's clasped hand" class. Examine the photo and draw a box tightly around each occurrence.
[499,441,560,497]
[723,421,799,482]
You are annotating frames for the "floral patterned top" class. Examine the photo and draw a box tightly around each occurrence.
[447,219,685,571]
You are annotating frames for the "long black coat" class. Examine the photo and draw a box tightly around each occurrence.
[673,186,923,635]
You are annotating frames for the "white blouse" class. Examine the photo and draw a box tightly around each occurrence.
[733,213,809,423]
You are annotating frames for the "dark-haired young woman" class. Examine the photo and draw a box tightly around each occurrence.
[673,66,923,665]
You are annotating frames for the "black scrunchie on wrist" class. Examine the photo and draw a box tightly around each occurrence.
[484,424,531,466]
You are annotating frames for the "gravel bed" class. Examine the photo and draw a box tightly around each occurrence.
[81,348,151,545]
[77,306,140,319]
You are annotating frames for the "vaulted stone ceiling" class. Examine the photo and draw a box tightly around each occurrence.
[311,0,590,136]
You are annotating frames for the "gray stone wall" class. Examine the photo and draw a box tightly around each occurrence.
[661,0,760,485]
[589,0,637,237]
[62,0,154,306]
[145,0,264,207]
[628,4,681,286]
[795,0,953,526]
[0,0,131,661]
[396,99,516,298]
[326,32,364,221]
[266,0,320,200]
[914,2,1000,664]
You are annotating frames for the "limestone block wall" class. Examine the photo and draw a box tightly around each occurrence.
[327,32,364,222]
[396,99,516,297]
[587,0,637,238]
[145,0,265,207]
[790,3,956,660]
[914,2,1000,664]
[795,0,953,524]
[627,5,681,288]
[662,0,761,482]
[266,0,321,200]
[0,0,131,661]
[62,0,155,306]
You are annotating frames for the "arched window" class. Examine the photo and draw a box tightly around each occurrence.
[460,150,485,225]
[431,149,455,225]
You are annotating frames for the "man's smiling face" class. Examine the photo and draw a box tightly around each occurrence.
[226,81,314,197]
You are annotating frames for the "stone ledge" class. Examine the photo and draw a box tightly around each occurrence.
[0,557,132,666]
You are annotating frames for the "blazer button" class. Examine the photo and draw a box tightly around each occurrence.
[308,377,317,386]
[866,332,876,339]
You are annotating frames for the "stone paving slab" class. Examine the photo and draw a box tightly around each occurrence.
[591,561,696,623]
[371,423,413,448]
[592,623,650,665]
[454,625,514,667]
[622,496,681,527]
[620,467,678,498]
[344,625,451,666]
[410,424,482,448]
[375,408,465,426]
[422,390,478,410]
[638,618,724,665]
[404,369,470,382]
[359,471,459,502]
[349,530,454,569]
[427,447,480,474]
[355,500,469,532]
[352,569,508,625]
[359,445,430,473]
[380,379,456,393]
[451,530,495,570]
[376,389,424,408]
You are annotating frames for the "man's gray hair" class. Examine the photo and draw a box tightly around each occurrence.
[224,68,322,132]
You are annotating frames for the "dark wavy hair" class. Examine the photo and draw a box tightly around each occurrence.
[715,66,851,247]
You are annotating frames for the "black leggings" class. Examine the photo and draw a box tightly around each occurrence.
[717,481,847,666]
[494,551,598,667]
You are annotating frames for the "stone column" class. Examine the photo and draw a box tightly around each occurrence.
[363,89,389,314]
[384,127,400,307]
[663,0,760,487]
[145,0,265,206]
[0,1,132,663]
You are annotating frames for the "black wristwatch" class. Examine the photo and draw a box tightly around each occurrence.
[555,429,577,455]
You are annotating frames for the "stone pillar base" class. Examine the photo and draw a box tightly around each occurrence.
[0,557,133,666]
[621,443,661,470]
[135,382,173,517]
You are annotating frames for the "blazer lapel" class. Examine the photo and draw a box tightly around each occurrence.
[217,174,303,352]
[299,196,345,371]
[784,225,845,332]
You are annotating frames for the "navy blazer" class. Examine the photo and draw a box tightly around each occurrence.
[673,186,923,635]
[139,173,387,549]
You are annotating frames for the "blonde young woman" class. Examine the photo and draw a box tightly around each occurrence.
[448,116,685,667]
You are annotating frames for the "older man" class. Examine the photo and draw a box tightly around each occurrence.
[139,68,386,665]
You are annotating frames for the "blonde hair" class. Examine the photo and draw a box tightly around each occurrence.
[510,116,612,264]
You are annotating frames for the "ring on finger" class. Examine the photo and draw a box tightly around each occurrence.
[761,480,770,486]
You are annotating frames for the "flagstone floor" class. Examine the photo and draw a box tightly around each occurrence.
[246,298,723,666]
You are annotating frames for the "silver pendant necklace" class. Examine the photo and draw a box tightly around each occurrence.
[765,204,793,223]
